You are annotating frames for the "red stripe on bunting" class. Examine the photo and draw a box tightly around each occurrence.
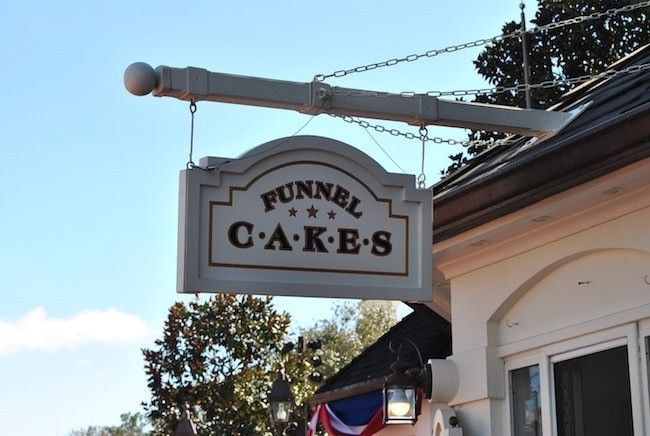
[319,404,338,435]
[359,408,385,436]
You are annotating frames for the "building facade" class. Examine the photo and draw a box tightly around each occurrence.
[437,159,650,435]
[314,45,650,436]
[430,44,650,436]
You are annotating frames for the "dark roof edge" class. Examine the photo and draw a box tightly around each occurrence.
[434,103,648,201]
[312,304,450,397]
[308,377,384,405]
[432,107,650,242]
[311,310,421,395]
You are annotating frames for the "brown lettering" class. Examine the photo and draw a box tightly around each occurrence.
[313,182,333,201]
[337,228,361,254]
[261,190,278,212]
[295,180,314,199]
[264,224,292,251]
[371,231,392,256]
[303,226,328,253]
[331,185,350,209]
[345,196,363,219]
[275,182,295,204]
[228,221,254,248]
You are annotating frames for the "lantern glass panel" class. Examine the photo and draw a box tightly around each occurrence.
[270,400,292,424]
[384,387,417,424]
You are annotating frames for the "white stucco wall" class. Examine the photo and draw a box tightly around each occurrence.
[434,159,650,435]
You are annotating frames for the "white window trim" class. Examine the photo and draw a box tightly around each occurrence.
[504,353,546,436]
[549,337,626,363]
[504,322,646,436]
[637,318,650,432]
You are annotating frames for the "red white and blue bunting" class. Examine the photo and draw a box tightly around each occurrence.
[308,390,386,436]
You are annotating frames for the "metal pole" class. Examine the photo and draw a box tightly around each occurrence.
[520,1,532,109]
[124,63,578,136]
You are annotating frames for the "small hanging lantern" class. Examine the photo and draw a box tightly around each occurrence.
[268,371,294,426]
[383,338,431,425]
[383,352,418,424]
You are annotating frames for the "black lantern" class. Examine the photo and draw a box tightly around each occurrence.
[383,338,431,425]
[268,371,294,426]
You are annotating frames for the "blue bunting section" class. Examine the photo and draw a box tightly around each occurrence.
[308,390,386,436]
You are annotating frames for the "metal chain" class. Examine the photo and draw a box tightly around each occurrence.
[328,114,516,148]
[332,62,650,99]
[187,100,197,169]
[422,62,650,97]
[418,126,428,189]
[313,1,650,82]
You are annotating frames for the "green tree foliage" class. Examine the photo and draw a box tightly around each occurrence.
[68,412,148,436]
[142,294,290,435]
[141,296,397,435]
[444,0,650,174]
[278,301,397,431]
[298,301,397,388]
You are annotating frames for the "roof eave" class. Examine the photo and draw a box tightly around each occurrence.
[433,107,650,242]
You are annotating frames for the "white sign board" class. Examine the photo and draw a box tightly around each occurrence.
[178,136,432,301]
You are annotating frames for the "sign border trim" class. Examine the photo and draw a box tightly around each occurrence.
[207,160,410,276]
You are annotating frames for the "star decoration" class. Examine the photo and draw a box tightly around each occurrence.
[327,210,336,220]
[306,205,318,218]
[288,207,298,217]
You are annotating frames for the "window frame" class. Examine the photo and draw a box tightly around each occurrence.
[505,352,549,436]
[637,317,650,431]
[504,322,645,436]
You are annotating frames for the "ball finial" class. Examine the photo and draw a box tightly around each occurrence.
[124,62,157,96]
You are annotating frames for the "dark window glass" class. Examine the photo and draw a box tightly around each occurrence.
[554,346,633,436]
[511,365,542,436]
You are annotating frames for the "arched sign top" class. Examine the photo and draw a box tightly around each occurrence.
[207,136,425,201]
[179,136,432,301]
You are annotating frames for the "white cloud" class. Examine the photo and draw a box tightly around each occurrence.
[0,306,149,356]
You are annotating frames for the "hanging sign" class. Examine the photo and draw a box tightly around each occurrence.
[178,136,432,301]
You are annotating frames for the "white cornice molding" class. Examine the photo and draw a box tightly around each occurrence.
[435,158,650,280]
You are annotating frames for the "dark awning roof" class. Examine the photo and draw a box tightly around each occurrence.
[432,44,650,242]
[310,304,451,404]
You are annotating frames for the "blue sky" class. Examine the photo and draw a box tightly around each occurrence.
[1,1,525,434]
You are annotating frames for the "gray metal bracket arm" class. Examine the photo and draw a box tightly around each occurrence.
[124,62,576,136]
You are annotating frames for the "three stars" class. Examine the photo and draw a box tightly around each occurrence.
[287,205,336,220]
